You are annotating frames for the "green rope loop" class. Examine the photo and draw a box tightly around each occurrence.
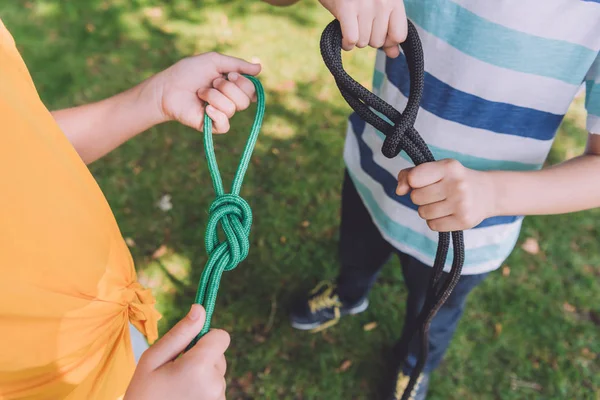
[187,75,265,350]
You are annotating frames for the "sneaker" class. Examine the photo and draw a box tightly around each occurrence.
[391,371,430,400]
[289,281,369,332]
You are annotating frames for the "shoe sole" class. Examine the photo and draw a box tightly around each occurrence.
[290,299,370,331]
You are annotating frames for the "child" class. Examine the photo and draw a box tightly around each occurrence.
[265,0,600,399]
[0,18,260,400]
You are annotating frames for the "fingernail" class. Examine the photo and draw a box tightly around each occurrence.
[206,105,214,113]
[229,72,239,81]
[188,305,203,321]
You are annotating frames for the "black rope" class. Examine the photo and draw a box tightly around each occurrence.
[320,20,465,400]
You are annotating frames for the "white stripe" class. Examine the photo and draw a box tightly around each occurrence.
[344,130,514,274]
[452,0,600,50]
[375,29,579,115]
[349,122,524,247]
[588,114,600,133]
[377,77,555,165]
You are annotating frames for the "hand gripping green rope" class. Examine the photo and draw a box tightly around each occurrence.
[186,75,265,350]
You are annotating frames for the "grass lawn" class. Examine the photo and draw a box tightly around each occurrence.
[2,1,599,399]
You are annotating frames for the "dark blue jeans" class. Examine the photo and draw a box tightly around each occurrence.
[336,171,487,373]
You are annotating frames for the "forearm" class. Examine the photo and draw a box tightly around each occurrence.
[491,137,600,216]
[51,77,162,164]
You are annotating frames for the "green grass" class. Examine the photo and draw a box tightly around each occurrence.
[2,1,599,399]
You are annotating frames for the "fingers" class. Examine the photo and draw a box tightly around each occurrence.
[388,6,408,44]
[382,36,401,58]
[213,77,252,111]
[228,73,257,102]
[418,201,453,221]
[140,305,206,370]
[370,13,388,49]
[337,7,359,51]
[198,88,236,118]
[205,105,230,134]
[357,12,374,48]
[218,377,227,400]
[405,162,447,189]
[210,53,262,76]
[426,216,460,232]
[396,168,413,196]
[410,182,446,206]
[215,354,227,376]
[183,328,231,364]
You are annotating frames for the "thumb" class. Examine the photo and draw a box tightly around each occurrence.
[181,328,231,365]
[396,168,413,196]
[212,54,261,76]
[141,304,206,370]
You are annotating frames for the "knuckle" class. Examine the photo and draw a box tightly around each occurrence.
[455,181,469,195]
[410,190,420,204]
[417,206,427,219]
[206,51,219,61]
[426,220,437,231]
[445,159,464,176]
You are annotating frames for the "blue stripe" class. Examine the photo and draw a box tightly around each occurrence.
[368,109,541,171]
[348,170,520,268]
[583,0,600,3]
[385,54,565,140]
[349,113,521,229]
[404,0,597,85]
[586,80,600,116]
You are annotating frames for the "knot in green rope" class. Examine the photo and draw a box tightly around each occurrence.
[187,75,265,350]
[205,193,252,272]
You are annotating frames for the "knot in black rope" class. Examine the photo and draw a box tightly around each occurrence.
[320,19,466,400]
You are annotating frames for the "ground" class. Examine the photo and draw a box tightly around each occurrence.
[1,1,599,399]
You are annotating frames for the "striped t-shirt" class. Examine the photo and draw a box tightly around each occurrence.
[344,0,600,275]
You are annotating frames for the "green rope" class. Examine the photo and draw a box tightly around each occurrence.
[187,75,265,350]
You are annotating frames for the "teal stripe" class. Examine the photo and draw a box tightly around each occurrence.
[373,69,385,93]
[347,170,520,267]
[405,0,597,85]
[369,109,541,171]
[371,128,540,171]
[586,80,600,116]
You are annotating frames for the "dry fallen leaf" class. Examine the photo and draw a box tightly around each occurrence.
[125,237,136,248]
[152,245,168,259]
[336,360,352,373]
[301,220,310,228]
[502,266,511,277]
[363,322,378,332]
[494,323,503,336]
[521,238,540,255]
[563,302,576,313]
[279,236,287,244]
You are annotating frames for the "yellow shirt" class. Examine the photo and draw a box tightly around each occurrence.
[0,19,160,400]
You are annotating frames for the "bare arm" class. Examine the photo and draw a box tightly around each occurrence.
[396,133,600,232]
[491,133,600,216]
[51,79,159,165]
[51,53,261,165]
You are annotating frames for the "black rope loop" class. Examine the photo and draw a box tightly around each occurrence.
[320,19,466,400]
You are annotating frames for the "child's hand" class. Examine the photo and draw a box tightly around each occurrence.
[396,159,497,232]
[149,52,261,133]
[318,0,407,58]
[125,305,229,400]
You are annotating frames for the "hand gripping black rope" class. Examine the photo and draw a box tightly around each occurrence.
[320,20,466,400]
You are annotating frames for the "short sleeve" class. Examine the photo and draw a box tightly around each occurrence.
[585,52,600,134]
